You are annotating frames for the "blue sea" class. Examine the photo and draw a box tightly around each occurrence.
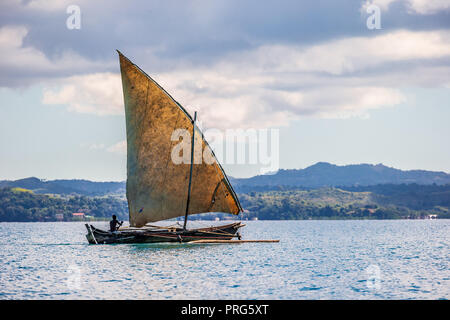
[0,220,448,300]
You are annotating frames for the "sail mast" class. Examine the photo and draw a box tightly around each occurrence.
[183,111,197,230]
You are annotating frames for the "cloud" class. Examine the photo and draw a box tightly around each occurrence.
[229,29,450,75]
[156,72,406,129]
[80,141,126,155]
[363,0,450,14]
[0,25,54,82]
[0,25,111,87]
[408,0,450,14]
[150,29,448,128]
[42,73,123,116]
[1,6,448,130]
[88,143,106,150]
[40,70,406,129]
[363,0,398,11]
[107,140,126,155]
[1,1,449,89]
[39,29,449,129]
[26,0,79,11]
[2,0,86,11]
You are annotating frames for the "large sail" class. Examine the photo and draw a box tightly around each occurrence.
[118,51,242,227]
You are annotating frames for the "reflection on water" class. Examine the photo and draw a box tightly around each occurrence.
[0,220,449,299]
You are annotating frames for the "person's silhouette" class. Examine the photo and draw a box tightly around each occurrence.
[109,215,123,232]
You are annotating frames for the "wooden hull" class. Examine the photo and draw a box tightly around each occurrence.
[85,222,244,244]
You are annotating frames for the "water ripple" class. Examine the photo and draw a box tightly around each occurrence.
[0,220,449,299]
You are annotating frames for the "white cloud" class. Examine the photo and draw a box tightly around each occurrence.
[88,143,106,150]
[107,140,127,155]
[362,0,450,14]
[156,71,406,129]
[151,30,447,128]
[363,0,397,11]
[39,29,449,130]
[4,0,87,12]
[407,0,450,14]
[42,73,123,116]
[80,141,126,155]
[0,25,27,47]
[0,25,109,86]
[0,25,52,73]
[232,30,450,75]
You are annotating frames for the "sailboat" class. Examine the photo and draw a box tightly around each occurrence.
[85,51,245,244]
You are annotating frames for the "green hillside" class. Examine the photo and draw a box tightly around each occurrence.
[0,187,127,222]
[231,162,450,191]
[240,185,450,220]
[1,183,449,222]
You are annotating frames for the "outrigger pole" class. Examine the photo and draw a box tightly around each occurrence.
[183,111,197,230]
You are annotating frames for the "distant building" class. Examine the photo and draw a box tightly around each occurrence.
[427,214,438,220]
[72,212,85,220]
[55,213,64,221]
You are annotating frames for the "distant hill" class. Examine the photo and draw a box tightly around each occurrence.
[239,184,450,220]
[1,183,448,222]
[231,162,450,192]
[1,163,450,221]
[0,187,128,222]
[0,177,125,196]
[1,163,449,196]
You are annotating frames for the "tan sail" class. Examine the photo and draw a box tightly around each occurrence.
[118,51,242,227]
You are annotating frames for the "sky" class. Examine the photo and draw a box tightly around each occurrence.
[0,0,449,181]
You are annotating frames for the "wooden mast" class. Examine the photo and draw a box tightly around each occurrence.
[183,111,197,230]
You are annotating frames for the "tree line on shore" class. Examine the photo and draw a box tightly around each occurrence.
[0,188,127,222]
[239,183,450,220]
[0,183,449,222]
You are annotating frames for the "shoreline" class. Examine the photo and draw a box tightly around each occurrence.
[1,218,447,223]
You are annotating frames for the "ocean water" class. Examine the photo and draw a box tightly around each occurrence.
[0,220,448,300]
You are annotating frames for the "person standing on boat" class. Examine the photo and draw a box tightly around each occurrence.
[110,215,123,232]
